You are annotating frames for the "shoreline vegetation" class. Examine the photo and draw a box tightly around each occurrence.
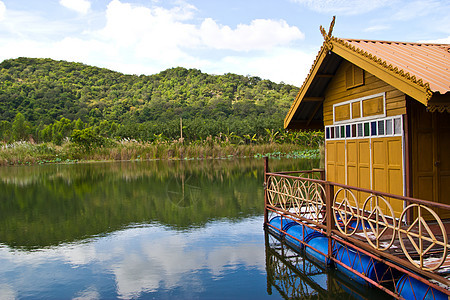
[0,130,324,166]
[0,58,325,166]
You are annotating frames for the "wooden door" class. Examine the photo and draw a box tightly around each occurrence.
[436,112,450,217]
[411,102,450,219]
[325,140,346,184]
[371,137,404,217]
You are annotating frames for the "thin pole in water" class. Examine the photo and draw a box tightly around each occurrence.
[180,117,183,142]
[264,156,269,225]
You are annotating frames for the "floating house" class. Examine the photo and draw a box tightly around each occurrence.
[284,22,450,218]
[265,19,450,299]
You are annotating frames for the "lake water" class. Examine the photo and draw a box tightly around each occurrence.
[0,158,383,299]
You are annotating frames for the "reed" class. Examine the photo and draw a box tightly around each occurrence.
[0,139,322,166]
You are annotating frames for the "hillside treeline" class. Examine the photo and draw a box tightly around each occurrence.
[0,57,301,144]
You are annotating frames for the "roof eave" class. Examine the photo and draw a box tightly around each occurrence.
[331,38,433,106]
[284,45,328,129]
[284,36,444,130]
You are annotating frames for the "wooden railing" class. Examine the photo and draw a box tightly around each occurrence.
[263,158,450,297]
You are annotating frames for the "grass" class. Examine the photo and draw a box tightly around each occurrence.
[0,139,323,166]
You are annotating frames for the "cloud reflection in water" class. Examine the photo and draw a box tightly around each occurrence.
[0,217,265,299]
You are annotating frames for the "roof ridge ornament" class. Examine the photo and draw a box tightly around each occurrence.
[320,16,336,51]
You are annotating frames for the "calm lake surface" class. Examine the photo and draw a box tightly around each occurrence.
[0,158,383,299]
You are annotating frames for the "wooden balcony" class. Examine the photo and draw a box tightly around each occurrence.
[263,158,450,299]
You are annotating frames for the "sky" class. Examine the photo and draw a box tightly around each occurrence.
[0,0,448,86]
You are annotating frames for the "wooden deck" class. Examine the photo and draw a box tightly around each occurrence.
[350,219,450,290]
[265,167,450,297]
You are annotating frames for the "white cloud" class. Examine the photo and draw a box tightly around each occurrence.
[364,25,390,32]
[86,0,306,82]
[113,253,163,298]
[0,9,74,38]
[199,18,304,51]
[0,0,309,84]
[95,0,200,64]
[112,236,264,298]
[214,48,316,85]
[97,1,303,54]
[0,1,6,21]
[73,287,100,300]
[60,243,98,265]
[60,0,91,15]
[0,284,16,300]
[418,36,450,44]
[391,0,441,21]
[0,218,266,299]
[291,0,392,15]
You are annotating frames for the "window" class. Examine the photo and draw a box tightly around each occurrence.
[352,102,361,118]
[378,120,385,135]
[362,96,384,117]
[364,123,370,137]
[325,116,402,140]
[386,119,392,135]
[333,93,386,124]
[346,65,364,89]
[335,103,350,122]
[357,123,363,137]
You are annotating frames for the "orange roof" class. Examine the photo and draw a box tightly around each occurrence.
[284,35,450,129]
[336,38,450,94]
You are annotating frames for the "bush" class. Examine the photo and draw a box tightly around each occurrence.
[71,127,105,152]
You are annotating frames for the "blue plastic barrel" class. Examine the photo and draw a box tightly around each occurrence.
[396,274,447,300]
[268,216,296,236]
[304,233,336,266]
[335,244,395,286]
[284,223,315,250]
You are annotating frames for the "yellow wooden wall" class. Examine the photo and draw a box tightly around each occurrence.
[323,60,406,126]
[324,60,406,216]
[326,138,404,216]
[410,100,450,219]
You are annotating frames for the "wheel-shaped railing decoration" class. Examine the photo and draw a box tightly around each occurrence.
[306,182,326,223]
[279,177,293,211]
[333,188,359,236]
[302,180,315,220]
[267,175,280,207]
[398,204,448,271]
[362,195,396,251]
[292,179,307,217]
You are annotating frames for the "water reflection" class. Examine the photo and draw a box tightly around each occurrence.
[0,158,317,249]
[264,229,390,300]
[0,158,319,299]
[0,217,268,299]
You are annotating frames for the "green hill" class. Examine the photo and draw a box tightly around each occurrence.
[0,57,299,142]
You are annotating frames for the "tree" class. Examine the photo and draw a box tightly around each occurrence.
[71,127,105,152]
[74,118,84,130]
[0,120,11,142]
[12,112,30,141]
[52,117,73,145]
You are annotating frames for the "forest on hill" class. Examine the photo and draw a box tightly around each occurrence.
[0,57,302,144]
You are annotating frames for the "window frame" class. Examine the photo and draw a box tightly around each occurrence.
[333,92,386,125]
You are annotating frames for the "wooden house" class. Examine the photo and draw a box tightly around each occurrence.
[284,24,450,218]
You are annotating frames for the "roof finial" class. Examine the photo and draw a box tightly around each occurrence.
[328,16,336,37]
[320,16,336,40]
[320,16,336,51]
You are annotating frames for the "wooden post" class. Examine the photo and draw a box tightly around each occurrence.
[264,156,269,225]
[264,229,272,295]
[180,117,183,142]
[326,182,334,261]
[403,112,414,225]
